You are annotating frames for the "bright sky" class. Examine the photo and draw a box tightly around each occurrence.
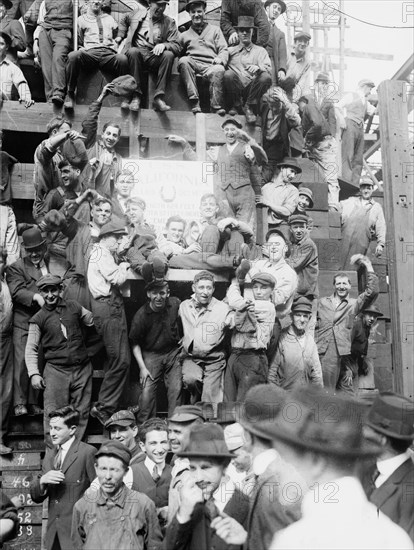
[279,0,414,90]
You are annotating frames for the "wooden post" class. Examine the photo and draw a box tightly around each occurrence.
[73,0,79,51]
[339,0,345,94]
[378,80,414,398]
[195,113,206,161]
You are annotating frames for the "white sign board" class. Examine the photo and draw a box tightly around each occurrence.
[121,159,215,234]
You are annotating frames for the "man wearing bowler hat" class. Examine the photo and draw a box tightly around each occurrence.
[257,157,300,239]
[87,219,132,425]
[116,0,181,112]
[286,213,318,300]
[178,0,228,115]
[339,174,386,269]
[264,0,287,84]
[25,274,94,444]
[164,422,250,550]
[6,227,56,416]
[254,386,413,549]
[363,392,414,540]
[336,79,377,186]
[72,440,163,550]
[223,16,272,123]
[268,296,323,389]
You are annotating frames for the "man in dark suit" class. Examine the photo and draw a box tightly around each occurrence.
[363,392,414,541]
[264,0,287,84]
[29,406,96,550]
[6,228,53,416]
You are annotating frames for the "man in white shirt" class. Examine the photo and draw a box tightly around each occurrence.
[363,392,414,541]
[88,218,131,425]
[0,31,34,108]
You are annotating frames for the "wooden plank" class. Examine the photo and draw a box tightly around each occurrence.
[1,471,39,491]
[375,292,391,319]
[378,80,414,398]
[315,239,342,270]
[329,227,342,239]
[0,453,41,471]
[3,524,42,550]
[309,227,329,240]
[308,211,328,227]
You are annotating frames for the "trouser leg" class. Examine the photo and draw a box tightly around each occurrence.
[66,49,97,93]
[204,64,225,108]
[352,123,365,186]
[38,28,53,101]
[43,363,71,447]
[319,339,342,389]
[137,350,164,422]
[125,47,144,96]
[224,352,238,402]
[201,358,226,406]
[70,362,93,441]
[178,56,199,100]
[223,69,243,109]
[311,136,340,206]
[181,358,203,403]
[236,350,268,401]
[163,348,183,417]
[145,49,175,97]
[244,72,272,106]
[98,50,128,77]
[13,327,38,407]
[50,28,72,99]
[0,330,13,441]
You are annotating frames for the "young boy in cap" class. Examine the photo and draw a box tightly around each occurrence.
[257,157,300,239]
[87,219,132,425]
[286,213,318,300]
[350,303,382,386]
[262,387,413,549]
[25,274,94,443]
[165,422,250,550]
[264,0,287,85]
[71,440,163,550]
[105,409,144,465]
[268,296,323,389]
[179,270,231,407]
[224,272,276,400]
[30,406,96,550]
[338,175,386,269]
[129,279,182,423]
[363,392,414,540]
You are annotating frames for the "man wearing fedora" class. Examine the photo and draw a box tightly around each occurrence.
[286,213,319,300]
[268,296,323,389]
[257,157,300,239]
[336,79,377,186]
[299,71,340,208]
[338,174,386,269]
[178,0,228,115]
[316,254,379,392]
[349,303,383,390]
[220,0,269,48]
[87,219,132,425]
[264,0,287,85]
[72,440,163,550]
[257,387,413,550]
[116,0,181,112]
[6,227,55,416]
[223,16,272,123]
[129,278,183,423]
[25,274,94,443]
[363,392,414,540]
[286,31,312,100]
[164,422,250,550]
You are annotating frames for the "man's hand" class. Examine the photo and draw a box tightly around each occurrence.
[10,496,24,510]
[102,82,115,97]
[337,114,347,130]
[184,242,202,254]
[153,43,166,56]
[211,514,248,545]
[246,64,260,75]
[89,157,100,170]
[212,57,223,65]
[217,218,237,232]
[33,293,45,308]
[66,130,85,141]
[235,129,251,144]
[114,36,122,44]
[177,474,204,524]
[40,471,65,485]
[167,134,188,146]
[244,144,255,162]
[31,375,45,391]
[271,86,289,105]
[375,244,384,257]
[342,368,353,386]
[277,69,286,81]
[21,98,35,108]
[228,32,239,45]
[139,367,154,387]
[255,196,267,206]
[33,41,40,57]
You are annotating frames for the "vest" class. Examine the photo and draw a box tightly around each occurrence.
[216,143,252,190]
[29,299,89,366]
[345,92,366,125]
[43,0,73,30]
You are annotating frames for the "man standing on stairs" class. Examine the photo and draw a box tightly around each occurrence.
[30,406,96,550]
[315,255,379,393]
[117,0,181,112]
[178,0,228,115]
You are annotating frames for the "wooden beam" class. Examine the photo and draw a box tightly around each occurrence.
[378,79,414,398]
[311,47,393,61]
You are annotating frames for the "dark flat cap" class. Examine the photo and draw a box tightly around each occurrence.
[36,274,63,290]
[105,410,136,428]
[95,440,132,466]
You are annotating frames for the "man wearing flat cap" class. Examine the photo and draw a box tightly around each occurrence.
[363,392,414,540]
[286,30,312,100]
[129,279,183,423]
[105,410,144,465]
[223,16,272,123]
[264,0,287,84]
[25,273,94,444]
[336,79,377,186]
[338,174,386,269]
[72,440,163,550]
[268,296,323,389]
[286,213,318,300]
[87,219,132,425]
[164,422,250,550]
[259,387,413,549]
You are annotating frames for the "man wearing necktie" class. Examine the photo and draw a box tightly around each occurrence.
[29,406,96,550]
[164,423,250,550]
[117,0,181,112]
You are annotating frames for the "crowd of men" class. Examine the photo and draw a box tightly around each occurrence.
[1,0,411,549]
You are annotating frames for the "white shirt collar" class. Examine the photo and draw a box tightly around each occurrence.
[60,435,75,452]
[253,448,278,476]
[375,450,412,488]
[213,476,236,513]
[144,455,165,476]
